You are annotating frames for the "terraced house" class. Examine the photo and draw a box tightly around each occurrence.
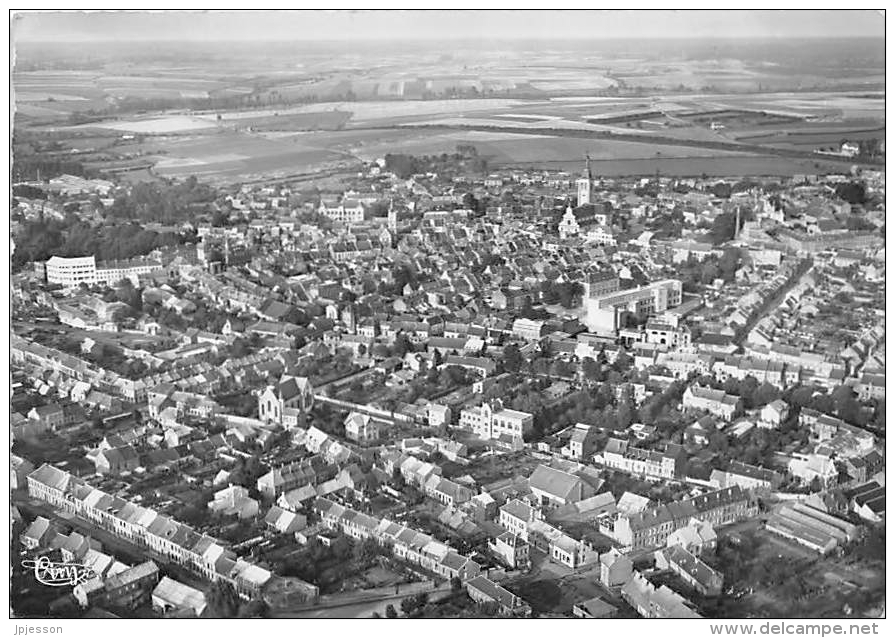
[313,497,482,581]
[607,486,757,551]
[598,438,686,480]
[26,464,279,600]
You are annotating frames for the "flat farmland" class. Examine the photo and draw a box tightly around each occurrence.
[733,126,885,150]
[333,129,554,161]
[150,130,353,181]
[12,68,253,118]
[81,115,220,133]
[13,73,110,118]
[504,154,848,177]
[703,92,884,120]
[19,86,881,184]
[471,135,749,162]
[215,110,353,131]
[113,122,857,182]
[298,127,748,166]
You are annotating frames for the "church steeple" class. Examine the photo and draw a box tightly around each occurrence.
[577,154,592,206]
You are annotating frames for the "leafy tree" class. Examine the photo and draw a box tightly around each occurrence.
[617,400,634,429]
[834,182,867,205]
[701,262,720,284]
[393,334,414,358]
[551,359,574,378]
[353,538,382,566]
[810,393,835,415]
[719,248,742,282]
[401,592,429,616]
[710,182,732,198]
[502,344,523,374]
[789,385,816,409]
[581,357,602,382]
[613,350,633,372]
[238,599,269,618]
[206,581,240,618]
[385,604,398,619]
[710,212,737,244]
[751,382,780,408]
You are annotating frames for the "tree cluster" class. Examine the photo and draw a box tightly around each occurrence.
[107,176,217,224]
[539,280,584,308]
[834,181,867,205]
[205,581,269,618]
[13,215,188,268]
[383,151,488,180]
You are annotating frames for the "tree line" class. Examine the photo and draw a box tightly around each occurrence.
[13,215,191,268]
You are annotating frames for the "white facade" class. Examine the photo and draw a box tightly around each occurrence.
[459,401,533,441]
[46,256,98,287]
[585,279,683,333]
[319,200,365,223]
[45,255,159,288]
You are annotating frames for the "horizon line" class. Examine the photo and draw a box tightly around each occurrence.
[14,34,886,44]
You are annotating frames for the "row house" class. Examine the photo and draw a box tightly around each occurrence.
[424,476,474,507]
[609,486,757,551]
[644,321,691,349]
[682,385,741,421]
[314,497,482,581]
[466,576,531,617]
[598,438,686,481]
[26,464,275,600]
[656,546,723,596]
[712,356,787,387]
[621,572,702,618]
[655,351,713,379]
[256,455,333,499]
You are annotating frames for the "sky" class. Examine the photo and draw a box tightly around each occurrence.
[12,10,885,43]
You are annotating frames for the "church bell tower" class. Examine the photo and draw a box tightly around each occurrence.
[577,154,592,206]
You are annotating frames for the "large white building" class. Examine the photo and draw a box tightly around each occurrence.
[318,198,365,223]
[511,318,547,341]
[598,438,686,480]
[585,279,683,333]
[459,400,533,442]
[46,256,99,288]
[45,255,160,288]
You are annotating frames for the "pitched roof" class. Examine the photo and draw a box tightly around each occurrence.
[529,464,584,501]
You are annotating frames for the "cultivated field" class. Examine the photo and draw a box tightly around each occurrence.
[146,130,353,181]
[14,53,884,184]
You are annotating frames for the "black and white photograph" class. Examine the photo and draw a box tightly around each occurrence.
[6,7,886,627]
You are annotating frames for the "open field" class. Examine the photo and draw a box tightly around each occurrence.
[146,130,354,180]
[731,126,885,150]
[504,155,851,177]
[48,117,874,184]
[20,102,878,184]
[14,58,884,184]
[82,115,220,133]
